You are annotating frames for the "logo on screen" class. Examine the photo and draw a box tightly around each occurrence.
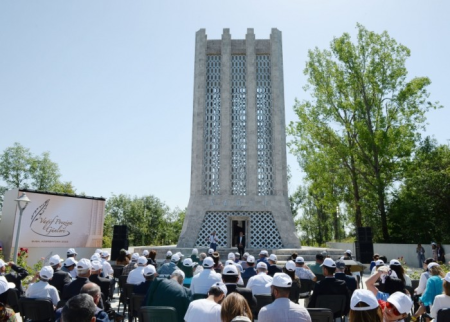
[30,199,73,237]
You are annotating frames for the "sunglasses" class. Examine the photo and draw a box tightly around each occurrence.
[386,301,401,316]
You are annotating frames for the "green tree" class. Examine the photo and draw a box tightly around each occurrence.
[288,24,439,242]
[29,151,61,190]
[0,142,33,188]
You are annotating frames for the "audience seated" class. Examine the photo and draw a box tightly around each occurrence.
[241,255,257,279]
[257,250,269,265]
[190,257,222,294]
[133,264,157,295]
[246,262,272,295]
[184,282,226,322]
[115,249,130,266]
[122,253,139,276]
[220,292,253,322]
[157,253,180,276]
[221,265,257,314]
[430,272,450,320]
[48,254,72,295]
[61,293,97,322]
[89,260,113,300]
[62,258,91,300]
[335,260,357,296]
[307,253,324,276]
[282,260,302,304]
[0,259,28,296]
[127,256,148,285]
[349,289,382,322]
[295,256,317,282]
[61,257,77,280]
[25,266,60,306]
[267,254,282,277]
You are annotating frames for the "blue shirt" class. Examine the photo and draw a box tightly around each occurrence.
[420,275,443,306]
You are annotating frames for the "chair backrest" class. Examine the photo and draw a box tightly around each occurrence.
[307,308,334,322]
[125,283,135,301]
[192,293,208,300]
[254,294,273,318]
[112,265,124,279]
[316,274,325,282]
[140,306,178,322]
[119,275,128,291]
[316,294,347,318]
[130,293,145,319]
[299,279,314,293]
[411,279,419,290]
[56,300,67,309]
[6,288,20,313]
[19,298,55,321]
[243,278,249,287]
[437,308,450,322]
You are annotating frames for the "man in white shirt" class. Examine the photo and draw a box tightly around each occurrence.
[184,282,227,322]
[100,251,114,279]
[227,253,243,272]
[295,257,317,281]
[127,256,148,285]
[26,266,60,306]
[246,262,273,295]
[209,231,219,251]
[190,257,222,294]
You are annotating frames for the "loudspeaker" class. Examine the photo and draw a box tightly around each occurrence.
[355,227,374,263]
[111,239,129,261]
[113,225,128,239]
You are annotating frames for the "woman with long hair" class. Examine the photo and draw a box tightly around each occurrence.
[389,259,411,287]
[115,249,129,265]
[349,289,383,322]
[147,250,157,268]
[220,293,253,322]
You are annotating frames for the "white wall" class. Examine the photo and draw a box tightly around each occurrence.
[327,242,449,268]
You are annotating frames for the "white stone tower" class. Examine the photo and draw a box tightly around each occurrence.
[177,28,299,249]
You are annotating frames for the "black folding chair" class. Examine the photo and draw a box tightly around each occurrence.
[6,288,20,313]
[129,293,145,322]
[140,306,177,322]
[19,298,55,322]
[307,308,334,322]
[192,293,208,300]
[299,279,314,299]
[437,308,450,322]
[117,275,128,312]
[254,294,273,319]
[316,294,347,322]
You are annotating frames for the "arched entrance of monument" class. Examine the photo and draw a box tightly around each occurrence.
[229,216,248,248]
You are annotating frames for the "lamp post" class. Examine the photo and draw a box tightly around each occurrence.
[13,193,31,263]
[336,206,340,242]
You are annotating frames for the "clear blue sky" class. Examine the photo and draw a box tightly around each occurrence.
[1,1,448,211]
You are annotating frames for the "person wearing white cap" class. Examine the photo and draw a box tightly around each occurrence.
[127,256,148,285]
[414,258,435,295]
[184,282,227,322]
[221,264,257,314]
[257,250,269,266]
[61,257,78,279]
[430,272,450,320]
[207,248,214,257]
[267,254,282,277]
[191,248,199,262]
[0,278,17,318]
[241,255,257,279]
[122,253,140,276]
[48,254,72,294]
[258,273,312,322]
[25,266,60,306]
[307,258,350,317]
[349,289,382,322]
[89,260,114,301]
[157,253,181,276]
[371,259,386,275]
[228,253,243,273]
[294,256,317,282]
[143,269,190,322]
[100,251,114,279]
[180,258,196,287]
[282,260,303,304]
[133,265,157,295]
[190,257,222,295]
[380,291,413,322]
[67,248,78,259]
[164,250,173,264]
[0,258,28,295]
[340,249,353,260]
[246,262,273,295]
[61,258,92,300]
[389,259,412,287]
[240,252,250,270]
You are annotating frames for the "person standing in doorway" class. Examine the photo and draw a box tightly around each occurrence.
[209,231,219,252]
[416,244,425,268]
[237,231,245,259]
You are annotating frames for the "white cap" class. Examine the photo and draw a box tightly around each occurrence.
[389,259,401,266]
[137,256,148,266]
[39,266,54,279]
[77,258,92,270]
[192,248,198,255]
[285,260,296,272]
[243,252,249,258]
[166,251,173,257]
[444,272,450,283]
[375,259,385,266]
[125,250,131,255]
[295,256,305,263]
[171,254,180,262]
[176,252,184,258]
[90,254,101,261]
[0,279,15,295]
[247,255,255,264]
[269,254,277,262]
[345,250,352,255]
[172,269,185,279]
[64,257,77,267]
[225,260,235,266]
[203,257,214,268]
[259,250,269,256]
[321,258,336,268]
[131,253,139,261]
[91,260,103,271]
[95,249,103,254]
[351,289,379,311]
[257,262,268,270]
[142,250,149,256]
[143,265,157,276]
[228,252,235,260]
[387,291,413,314]
[266,273,292,288]
[101,251,110,258]
[49,255,63,266]
[211,282,228,296]
[67,248,77,255]
[0,260,5,268]
[183,258,195,267]
[427,262,439,269]
[208,248,214,255]
[222,265,239,276]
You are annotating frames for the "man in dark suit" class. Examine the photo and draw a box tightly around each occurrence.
[62,258,91,300]
[0,259,28,295]
[221,265,257,315]
[334,260,357,296]
[237,231,245,259]
[89,260,114,301]
[308,258,350,317]
[267,254,282,277]
[48,254,72,295]
[134,265,157,295]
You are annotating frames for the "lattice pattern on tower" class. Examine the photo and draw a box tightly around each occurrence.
[231,55,247,196]
[203,55,221,195]
[195,211,283,248]
[256,55,273,195]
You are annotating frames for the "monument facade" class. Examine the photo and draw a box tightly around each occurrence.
[177,28,300,249]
